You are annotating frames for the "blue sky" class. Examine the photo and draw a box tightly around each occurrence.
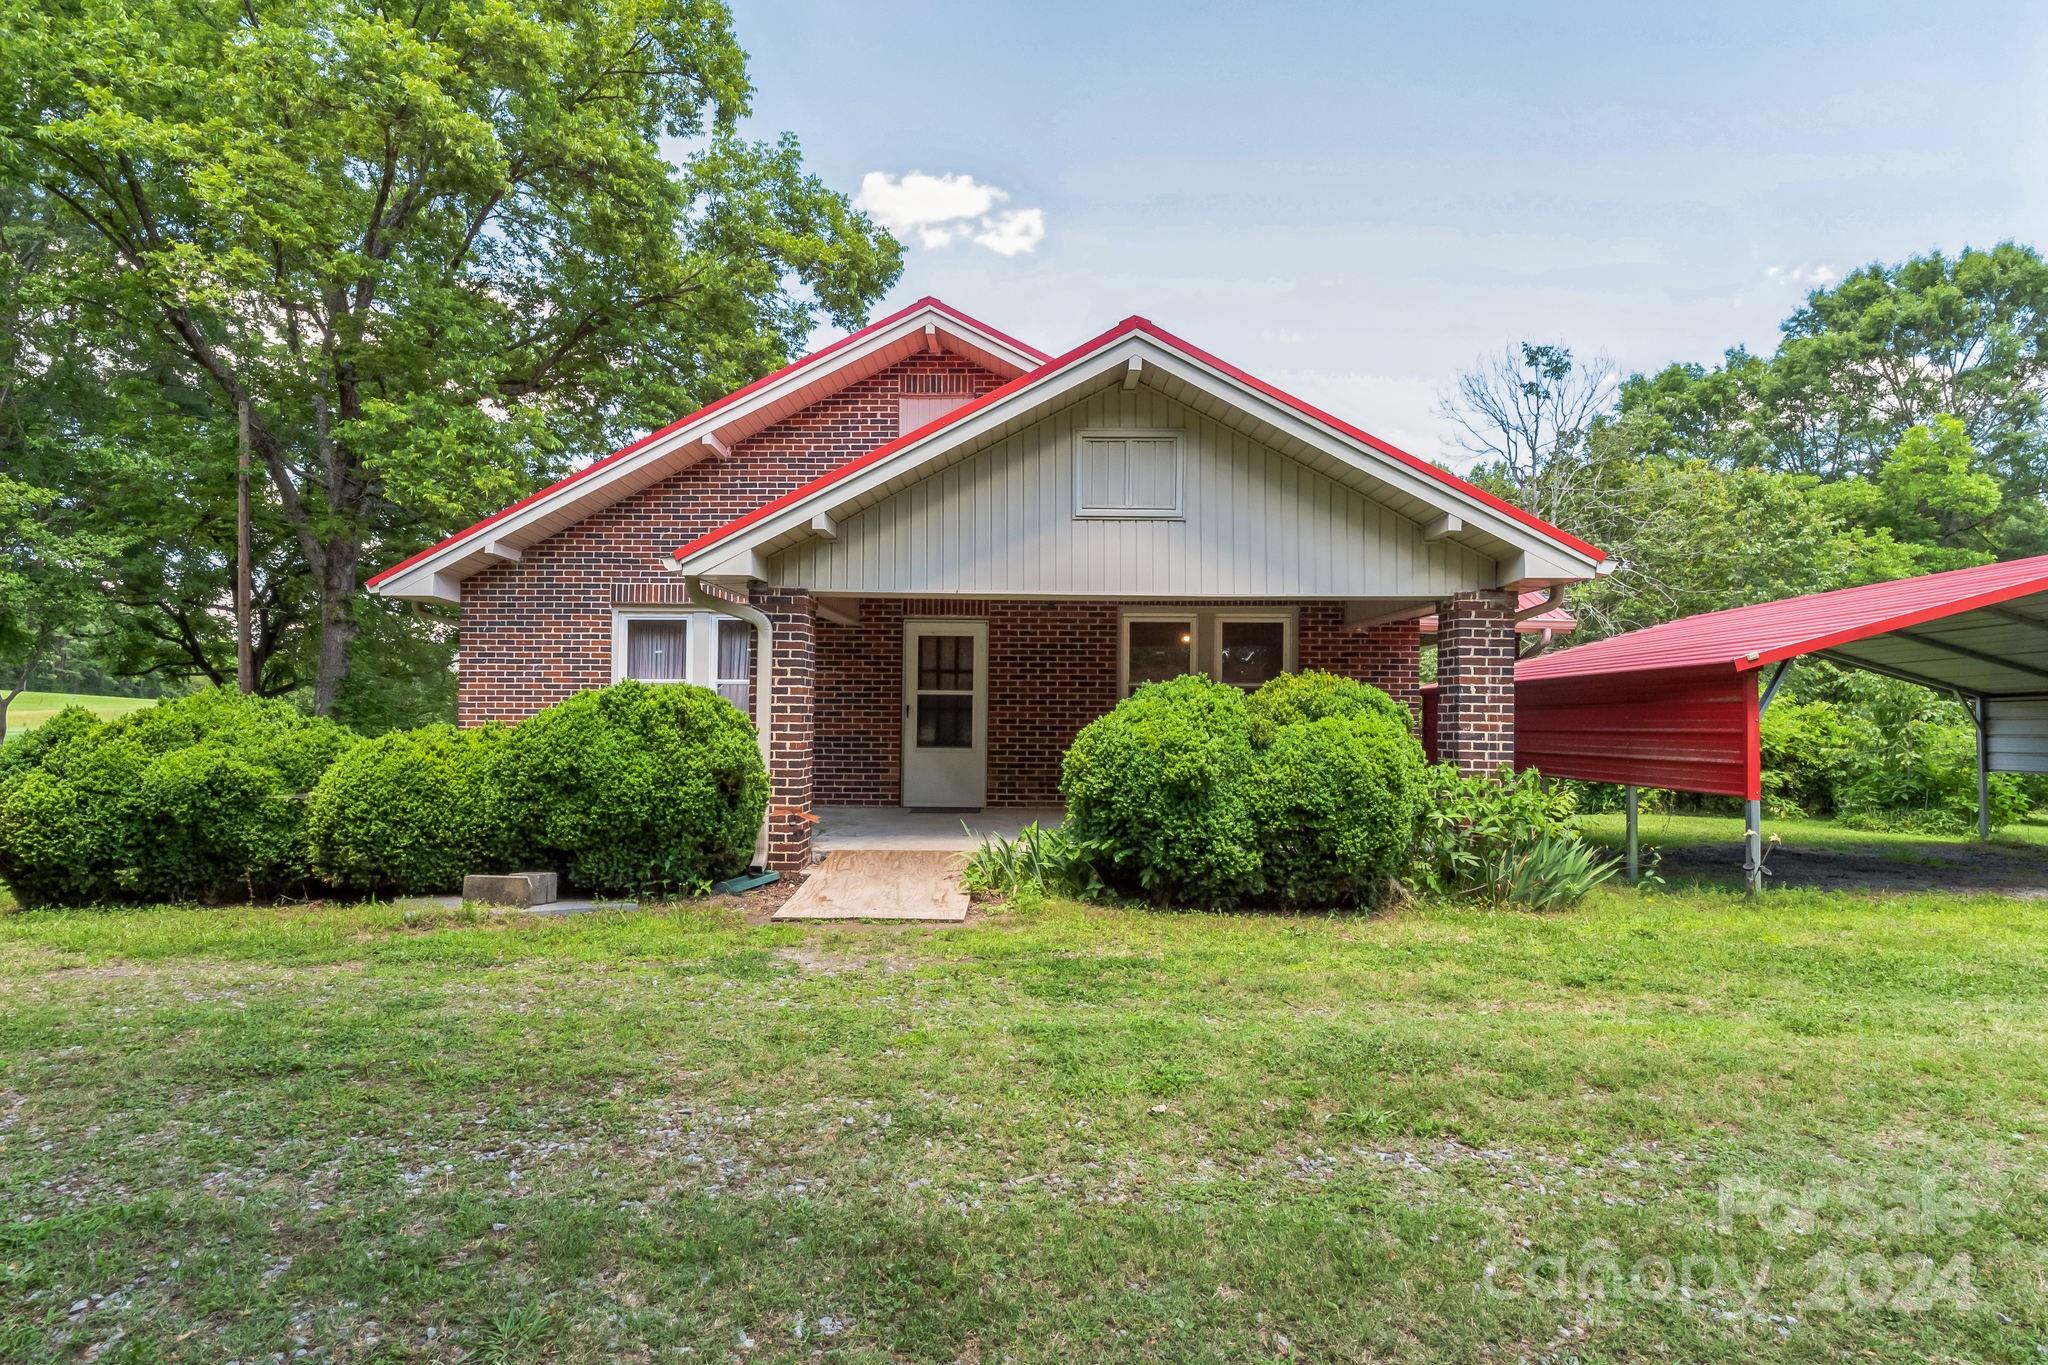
[730,1,2048,464]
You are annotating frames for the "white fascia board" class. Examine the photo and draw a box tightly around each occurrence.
[370,304,1042,600]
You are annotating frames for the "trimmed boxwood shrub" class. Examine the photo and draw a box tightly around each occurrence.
[1244,675,1426,907]
[490,681,768,895]
[308,723,513,894]
[0,689,356,907]
[1060,671,1423,908]
[1061,675,1264,905]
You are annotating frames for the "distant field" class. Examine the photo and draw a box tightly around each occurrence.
[4,691,156,732]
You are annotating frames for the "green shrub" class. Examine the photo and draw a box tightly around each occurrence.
[0,688,355,907]
[1409,764,1614,909]
[1244,669,1409,739]
[0,704,104,784]
[490,681,767,895]
[1244,676,1425,908]
[1759,699,1871,818]
[1060,675,1264,906]
[308,723,513,894]
[1060,672,1424,909]
[1837,718,2028,834]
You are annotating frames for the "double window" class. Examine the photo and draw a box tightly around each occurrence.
[1119,610,1294,696]
[613,609,753,708]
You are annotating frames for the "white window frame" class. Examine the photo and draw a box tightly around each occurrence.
[1210,610,1297,690]
[1074,428,1185,520]
[611,607,754,695]
[1118,611,1199,697]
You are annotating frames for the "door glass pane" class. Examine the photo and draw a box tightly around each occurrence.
[1219,620,1286,688]
[716,619,750,706]
[625,618,689,682]
[1126,620,1193,694]
[916,694,973,748]
[918,633,974,691]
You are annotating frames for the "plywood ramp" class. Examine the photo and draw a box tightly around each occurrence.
[771,850,969,922]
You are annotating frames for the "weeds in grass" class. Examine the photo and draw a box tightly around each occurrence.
[480,1304,554,1363]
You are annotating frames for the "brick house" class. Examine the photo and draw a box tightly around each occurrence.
[368,299,1606,870]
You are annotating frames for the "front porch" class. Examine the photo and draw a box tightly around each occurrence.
[753,592,1524,870]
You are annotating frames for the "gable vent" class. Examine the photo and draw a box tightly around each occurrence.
[897,370,976,433]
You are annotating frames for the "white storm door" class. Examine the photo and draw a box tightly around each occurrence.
[902,620,989,808]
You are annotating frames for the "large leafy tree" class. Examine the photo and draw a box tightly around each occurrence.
[1618,243,2048,556]
[0,0,902,711]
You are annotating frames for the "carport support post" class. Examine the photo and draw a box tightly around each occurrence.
[1742,799,1763,897]
[1624,785,1639,884]
[1973,697,1990,842]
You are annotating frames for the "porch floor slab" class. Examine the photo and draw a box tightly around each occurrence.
[813,805,1064,853]
[771,851,969,923]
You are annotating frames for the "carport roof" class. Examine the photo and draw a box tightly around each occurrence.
[1519,554,2048,698]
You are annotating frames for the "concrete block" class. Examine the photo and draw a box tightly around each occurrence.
[462,871,558,907]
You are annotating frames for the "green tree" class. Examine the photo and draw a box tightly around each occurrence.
[1618,243,2048,557]
[0,0,901,711]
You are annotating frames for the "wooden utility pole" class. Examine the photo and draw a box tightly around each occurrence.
[236,395,254,693]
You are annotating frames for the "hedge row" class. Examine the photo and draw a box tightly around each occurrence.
[1059,671,1426,908]
[0,683,768,908]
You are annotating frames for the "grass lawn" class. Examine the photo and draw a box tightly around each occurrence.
[3,691,155,733]
[1581,809,2048,855]
[2,887,2045,1361]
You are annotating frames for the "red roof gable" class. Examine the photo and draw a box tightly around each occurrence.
[365,297,1047,590]
[674,315,1604,566]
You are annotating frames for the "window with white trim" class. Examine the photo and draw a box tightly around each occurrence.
[612,608,753,708]
[1075,430,1183,519]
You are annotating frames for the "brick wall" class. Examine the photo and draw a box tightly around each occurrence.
[1436,589,1517,777]
[755,590,817,870]
[813,598,1420,807]
[454,353,1003,724]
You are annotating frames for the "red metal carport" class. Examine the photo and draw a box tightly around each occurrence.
[1423,555,2048,891]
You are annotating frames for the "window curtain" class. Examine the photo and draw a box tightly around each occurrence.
[716,619,751,707]
[626,618,689,681]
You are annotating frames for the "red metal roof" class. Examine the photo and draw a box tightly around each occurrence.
[674,315,1605,566]
[1518,554,2048,681]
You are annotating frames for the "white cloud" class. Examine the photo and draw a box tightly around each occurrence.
[972,208,1046,257]
[855,171,1047,256]
[1765,263,1839,288]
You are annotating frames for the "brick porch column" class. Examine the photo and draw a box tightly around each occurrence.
[1437,589,1517,778]
[754,589,817,870]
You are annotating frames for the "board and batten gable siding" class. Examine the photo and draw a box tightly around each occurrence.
[767,385,1499,597]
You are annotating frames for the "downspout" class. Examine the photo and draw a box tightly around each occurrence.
[677,570,774,870]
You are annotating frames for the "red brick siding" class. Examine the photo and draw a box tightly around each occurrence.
[813,598,1420,807]
[453,354,1003,725]
[755,589,817,870]
[1436,589,1517,777]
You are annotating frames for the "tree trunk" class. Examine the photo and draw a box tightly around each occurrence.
[236,396,255,693]
[310,535,360,715]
